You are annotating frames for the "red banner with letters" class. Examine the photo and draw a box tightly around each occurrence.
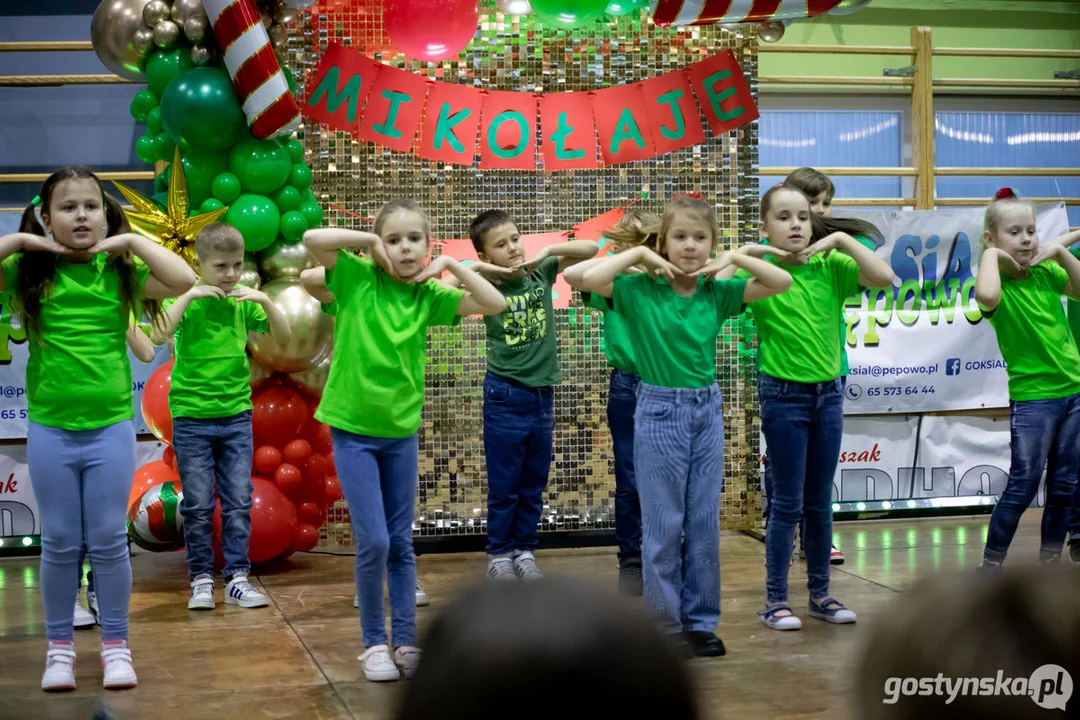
[305,43,757,169]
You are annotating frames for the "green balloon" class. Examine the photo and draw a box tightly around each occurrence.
[201,198,226,213]
[181,153,229,207]
[284,139,304,164]
[130,89,158,122]
[288,164,313,191]
[160,67,245,153]
[280,211,308,242]
[225,194,281,253]
[531,0,608,27]
[273,185,301,212]
[136,135,157,164]
[145,48,195,98]
[146,107,163,136]
[153,133,176,162]
[154,168,169,193]
[151,191,169,209]
[605,0,645,15]
[229,136,291,194]
[212,172,242,204]
[299,200,323,229]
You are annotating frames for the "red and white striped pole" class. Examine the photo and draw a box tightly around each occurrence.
[203,0,301,139]
[649,0,843,27]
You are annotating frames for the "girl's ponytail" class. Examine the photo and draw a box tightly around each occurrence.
[809,213,885,247]
[602,208,661,252]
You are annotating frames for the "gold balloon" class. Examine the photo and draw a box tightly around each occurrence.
[142,0,170,27]
[171,0,206,23]
[249,354,274,389]
[258,242,314,280]
[289,354,330,396]
[239,260,262,290]
[247,278,334,374]
[153,19,180,48]
[90,0,153,80]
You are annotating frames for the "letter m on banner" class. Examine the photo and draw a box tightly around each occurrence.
[305,43,381,133]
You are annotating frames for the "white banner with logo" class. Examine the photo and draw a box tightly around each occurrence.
[840,204,1070,414]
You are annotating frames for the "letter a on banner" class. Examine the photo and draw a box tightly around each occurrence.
[417,83,484,166]
[686,51,759,136]
[590,84,658,165]
[479,91,538,170]
[305,43,382,132]
[640,71,705,155]
[538,92,596,171]
[356,65,430,152]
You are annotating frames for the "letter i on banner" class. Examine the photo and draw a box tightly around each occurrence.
[590,83,658,165]
[417,83,484,166]
[640,71,706,155]
[686,51,759,136]
[304,43,381,133]
[356,65,431,153]
[479,91,538,170]
[539,92,597,171]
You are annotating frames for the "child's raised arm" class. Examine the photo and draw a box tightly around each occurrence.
[974,248,1020,313]
[92,233,196,299]
[300,267,335,304]
[1050,244,1080,301]
[0,233,72,292]
[229,286,290,342]
[731,253,793,302]
[303,228,386,272]
[408,256,505,316]
[149,285,226,345]
[1033,228,1080,265]
[525,240,600,274]
[578,246,680,298]
[126,321,156,364]
[806,232,893,288]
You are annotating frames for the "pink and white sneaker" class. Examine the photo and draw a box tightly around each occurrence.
[41,641,77,692]
[101,640,138,689]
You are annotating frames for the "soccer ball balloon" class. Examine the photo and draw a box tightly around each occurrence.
[127,481,185,551]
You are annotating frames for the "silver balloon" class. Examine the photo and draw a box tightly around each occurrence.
[90,0,153,81]
[247,279,334,374]
[190,43,213,65]
[249,355,274,389]
[183,15,208,42]
[280,0,317,8]
[757,20,786,43]
[289,354,330,397]
[273,3,298,24]
[170,0,205,23]
[496,0,533,14]
[132,27,156,55]
[239,260,262,290]
[153,19,180,48]
[268,22,288,50]
[142,0,171,27]
[828,0,873,15]
[258,242,315,280]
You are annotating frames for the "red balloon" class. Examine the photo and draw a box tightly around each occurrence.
[129,460,180,509]
[293,523,319,553]
[252,385,308,449]
[307,422,332,455]
[141,360,174,444]
[384,0,479,62]
[162,446,176,470]
[325,452,336,477]
[274,462,303,496]
[250,477,298,563]
[305,453,327,487]
[254,445,284,476]
[283,439,313,467]
[297,501,324,526]
[324,475,343,503]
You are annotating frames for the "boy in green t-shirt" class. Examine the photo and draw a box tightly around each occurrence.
[151,223,288,611]
[461,210,598,581]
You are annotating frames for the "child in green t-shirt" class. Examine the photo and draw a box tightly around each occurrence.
[304,199,505,683]
[151,223,289,613]
[456,210,598,583]
[974,188,1080,569]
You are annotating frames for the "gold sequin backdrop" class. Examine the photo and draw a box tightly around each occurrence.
[285,2,763,548]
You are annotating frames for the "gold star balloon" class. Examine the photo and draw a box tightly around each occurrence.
[113,147,228,267]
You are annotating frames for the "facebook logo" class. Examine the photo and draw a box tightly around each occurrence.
[946,358,962,376]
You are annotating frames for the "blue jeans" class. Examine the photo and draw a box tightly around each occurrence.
[759,373,844,604]
[608,369,641,561]
[635,383,724,635]
[483,372,554,556]
[984,394,1080,563]
[173,411,254,580]
[28,420,135,642]
[331,428,418,648]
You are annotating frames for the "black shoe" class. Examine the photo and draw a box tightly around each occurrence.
[1069,539,1080,566]
[684,631,726,658]
[618,558,643,597]
[977,559,1003,575]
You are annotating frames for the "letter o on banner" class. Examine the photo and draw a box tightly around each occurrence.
[479,91,538,170]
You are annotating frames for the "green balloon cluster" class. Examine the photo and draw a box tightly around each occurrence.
[133,47,322,256]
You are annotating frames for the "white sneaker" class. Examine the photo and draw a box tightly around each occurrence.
[487,555,516,582]
[101,642,138,689]
[225,575,269,608]
[415,579,429,607]
[87,590,99,619]
[188,575,216,611]
[74,599,97,629]
[353,594,359,609]
[394,646,422,679]
[359,644,400,682]
[41,642,76,692]
[513,551,544,582]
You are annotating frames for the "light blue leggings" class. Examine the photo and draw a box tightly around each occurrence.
[28,420,136,641]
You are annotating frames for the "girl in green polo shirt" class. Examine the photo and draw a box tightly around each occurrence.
[303,199,505,683]
[974,188,1080,569]
[0,166,195,691]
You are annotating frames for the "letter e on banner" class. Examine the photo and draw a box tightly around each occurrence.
[479,91,538,170]
[591,83,657,165]
[686,51,759,136]
[416,83,484,166]
[305,43,381,133]
[356,65,430,153]
[539,92,596,170]
[640,72,705,155]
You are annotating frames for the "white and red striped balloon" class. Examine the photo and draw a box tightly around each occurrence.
[203,0,301,138]
[649,0,843,27]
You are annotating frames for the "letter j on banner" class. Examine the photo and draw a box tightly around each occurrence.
[686,51,759,136]
[479,91,538,170]
[640,71,706,155]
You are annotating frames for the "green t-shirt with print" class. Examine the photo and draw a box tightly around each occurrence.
[166,294,268,419]
[987,261,1080,401]
[315,252,465,438]
[582,288,636,375]
[483,256,561,387]
[611,274,747,388]
[738,253,860,383]
[1,254,150,430]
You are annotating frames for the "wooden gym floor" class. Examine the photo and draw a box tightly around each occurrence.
[0,511,1047,720]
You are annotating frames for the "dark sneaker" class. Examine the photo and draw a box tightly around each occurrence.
[618,557,643,597]
[684,631,726,657]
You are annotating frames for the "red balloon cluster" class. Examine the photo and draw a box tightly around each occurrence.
[139,363,344,565]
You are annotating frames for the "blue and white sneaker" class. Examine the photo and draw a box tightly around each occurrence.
[808,596,856,624]
[225,575,268,608]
